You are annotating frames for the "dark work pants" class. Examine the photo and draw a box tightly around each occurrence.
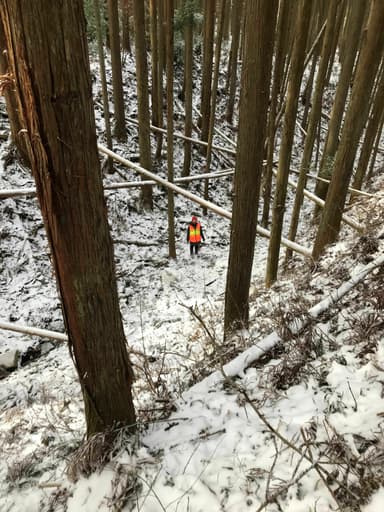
[190,243,199,256]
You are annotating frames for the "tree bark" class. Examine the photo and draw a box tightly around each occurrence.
[107,0,127,141]
[265,0,313,287]
[0,0,136,437]
[285,0,340,261]
[312,0,384,260]
[313,0,367,215]
[166,0,176,259]
[199,0,215,150]
[224,0,278,334]
[94,0,114,173]
[132,0,153,209]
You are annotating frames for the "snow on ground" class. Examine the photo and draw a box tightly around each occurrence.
[1,51,384,511]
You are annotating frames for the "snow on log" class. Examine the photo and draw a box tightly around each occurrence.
[98,144,312,258]
[189,252,384,393]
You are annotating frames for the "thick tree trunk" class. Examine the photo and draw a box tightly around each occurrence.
[224,0,278,334]
[0,0,136,437]
[132,0,153,209]
[312,0,384,259]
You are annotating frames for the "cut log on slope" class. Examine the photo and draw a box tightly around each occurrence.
[126,118,236,156]
[0,169,235,199]
[189,252,384,393]
[272,169,365,232]
[2,253,382,361]
[98,144,311,258]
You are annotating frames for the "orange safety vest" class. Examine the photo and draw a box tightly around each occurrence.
[189,223,202,243]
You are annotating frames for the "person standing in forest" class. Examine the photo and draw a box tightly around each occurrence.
[187,215,205,256]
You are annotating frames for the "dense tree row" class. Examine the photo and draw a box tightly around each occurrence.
[1,0,383,437]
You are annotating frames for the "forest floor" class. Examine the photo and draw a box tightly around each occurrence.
[1,50,384,511]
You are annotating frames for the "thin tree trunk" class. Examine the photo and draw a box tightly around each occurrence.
[120,0,131,53]
[149,0,161,160]
[107,0,127,141]
[0,0,135,437]
[199,0,215,149]
[312,0,384,260]
[285,0,340,262]
[350,62,384,196]
[132,0,153,209]
[182,1,194,179]
[265,0,313,287]
[366,110,384,182]
[313,0,367,215]
[203,0,227,211]
[166,0,176,258]
[224,0,278,334]
[225,0,243,124]
[94,0,114,174]
[155,1,165,159]
[261,0,291,228]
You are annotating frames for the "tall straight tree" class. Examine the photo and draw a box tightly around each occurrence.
[351,62,384,195]
[166,0,176,259]
[181,0,197,179]
[132,0,153,210]
[225,0,243,124]
[265,0,313,287]
[285,0,340,261]
[0,0,136,437]
[107,0,127,141]
[149,0,162,159]
[313,0,367,214]
[199,0,215,149]
[94,0,114,174]
[313,0,384,259]
[224,0,278,334]
[261,0,291,228]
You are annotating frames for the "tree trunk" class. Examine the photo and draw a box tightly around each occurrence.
[0,16,30,165]
[313,0,367,215]
[350,62,384,196]
[261,0,291,228]
[265,0,313,287]
[94,0,114,174]
[0,0,135,437]
[120,0,131,53]
[225,0,243,124]
[182,1,194,179]
[203,0,227,211]
[107,0,127,141]
[312,0,384,260]
[285,0,340,261]
[199,0,215,149]
[132,0,153,209]
[166,0,176,259]
[224,0,278,334]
